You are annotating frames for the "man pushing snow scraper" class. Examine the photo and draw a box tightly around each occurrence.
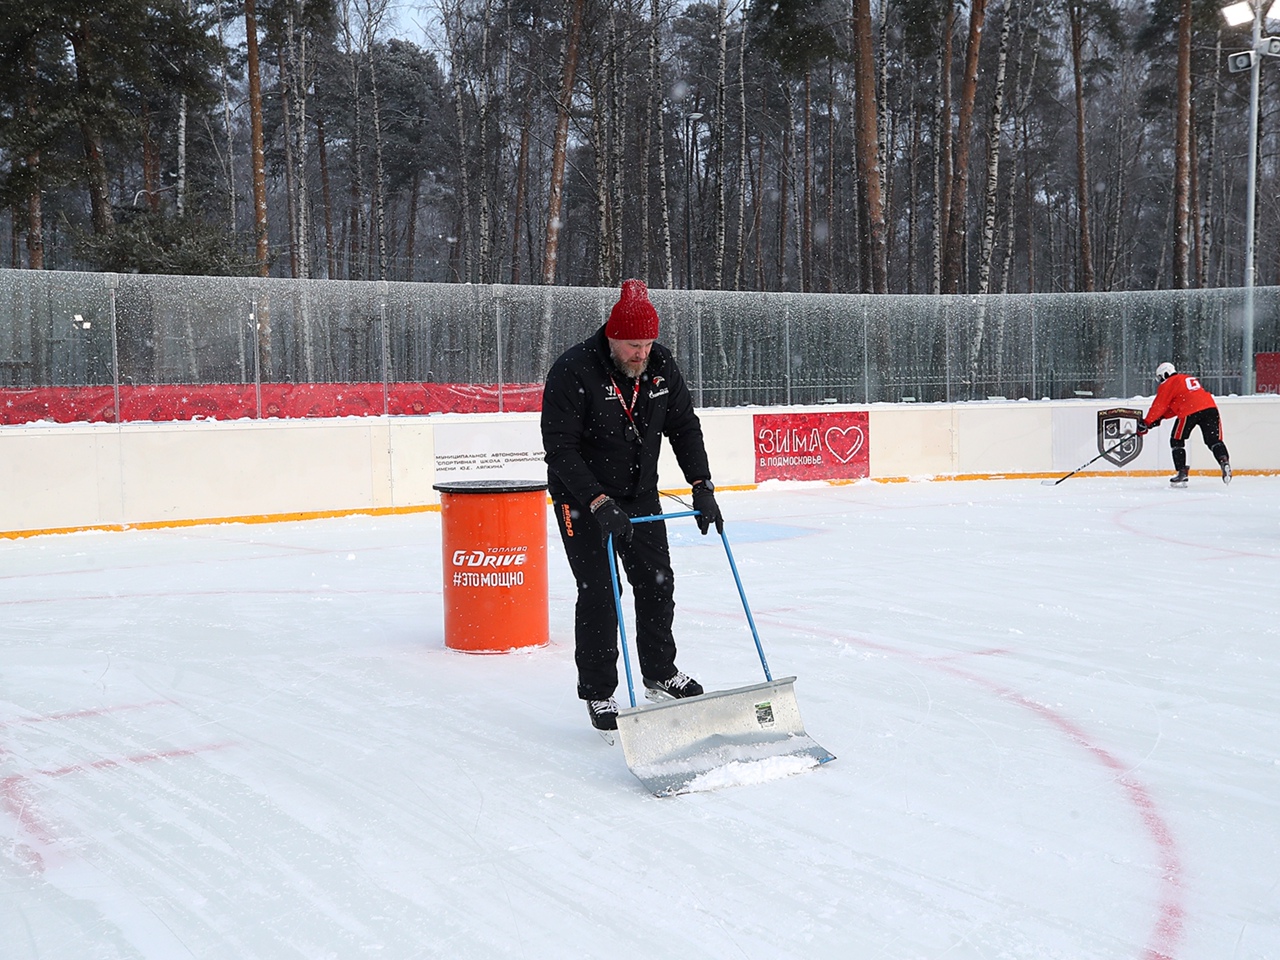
[540,278,833,795]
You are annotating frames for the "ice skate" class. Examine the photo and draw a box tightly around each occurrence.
[587,698,619,744]
[643,670,704,701]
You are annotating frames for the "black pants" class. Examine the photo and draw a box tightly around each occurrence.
[552,492,679,701]
[1170,408,1229,472]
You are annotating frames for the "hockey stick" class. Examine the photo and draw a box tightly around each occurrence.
[1041,434,1142,486]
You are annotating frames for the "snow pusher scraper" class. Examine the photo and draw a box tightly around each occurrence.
[607,510,834,796]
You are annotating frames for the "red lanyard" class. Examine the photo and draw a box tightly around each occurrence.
[609,375,640,429]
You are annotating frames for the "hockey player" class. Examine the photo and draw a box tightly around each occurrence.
[541,279,723,734]
[1138,362,1231,486]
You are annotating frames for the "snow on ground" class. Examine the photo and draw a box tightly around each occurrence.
[1,476,1278,960]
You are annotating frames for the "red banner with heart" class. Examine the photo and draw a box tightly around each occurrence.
[753,411,870,482]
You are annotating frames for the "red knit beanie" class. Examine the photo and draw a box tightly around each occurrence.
[605,279,660,340]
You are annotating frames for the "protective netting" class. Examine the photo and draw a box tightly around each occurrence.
[0,268,1274,421]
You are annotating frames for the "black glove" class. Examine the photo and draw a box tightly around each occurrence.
[1136,420,1152,435]
[590,495,632,545]
[691,482,723,535]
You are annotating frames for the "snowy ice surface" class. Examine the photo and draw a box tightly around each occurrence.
[1,477,1278,960]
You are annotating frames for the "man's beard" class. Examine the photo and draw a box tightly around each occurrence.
[611,352,648,379]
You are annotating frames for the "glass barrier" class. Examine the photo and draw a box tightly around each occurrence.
[1,267,1275,423]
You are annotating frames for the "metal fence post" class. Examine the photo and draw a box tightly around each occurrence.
[106,273,120,424]
[862,298,870,403]
[379,281,390,416]
[495,290,505,413]
[783,302,792,406]
[1030,298,1038,399]
[1121,294,1129,399]
[250,294,262,419]
[695,296,704,408]
[944,299,952,403]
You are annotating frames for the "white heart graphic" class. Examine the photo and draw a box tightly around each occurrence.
[824,425,865,464]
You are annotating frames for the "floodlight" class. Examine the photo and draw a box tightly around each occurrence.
[1223,1,1254,25]
[1264,36,1280,56]
[1223,1,1255,25]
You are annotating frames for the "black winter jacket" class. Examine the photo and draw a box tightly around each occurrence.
[541,326,711,506]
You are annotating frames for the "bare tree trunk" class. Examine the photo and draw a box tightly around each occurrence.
[141,105,161,212]
[246,0,269,276]
[1207,32,1222,286]
[610,8,626,281]
[1190,100,1203,287]
[650,0,673,288]
[908,103,922,293]
[877,2,891,284]
[941,0,986,293]
[25,158,42,270]
[245,0,271,378]
[473,0,495,283]
[12,204,22,267]
[1023,113,1035,292]
[1068,0,1095,291]
[317,107,336,278]
[852,0,887,292]
[404,171,420,280]
[1172,0,1193,291]
[592,85,610,285]
[966,2,1011,394]
[24,46,43,269]
[801,69,812,292]
[279,44,299,277]
[360,0,389,281]
[977,5,1011,297]
[68,24,115,237]
[638,11,653,280]
[933,3,955,294]
[336,6,362,277]
[536,0,586,374]
[215,0,237,230]
[512,90,533,285]
[777,90,791,290]
[294,4,311,279]
[443,0,473,282]
[541,0,586,287]
[713,0,728,288]
[826,59,836,292]
[753,133,765,287]
[733,19,748,290]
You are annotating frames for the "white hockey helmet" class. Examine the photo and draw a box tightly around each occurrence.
[1155,361,1176,384]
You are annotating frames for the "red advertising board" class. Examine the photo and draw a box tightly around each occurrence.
[753,410,870,482]
[1257,353,1280,395]
[0,382,543,425]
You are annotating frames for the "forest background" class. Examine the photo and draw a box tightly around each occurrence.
[0,0,1276,298]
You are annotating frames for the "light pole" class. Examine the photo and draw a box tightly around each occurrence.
[683,112,703,290]
[1222,0,1280,393]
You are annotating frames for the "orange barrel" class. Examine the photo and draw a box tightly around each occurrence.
[433,479,549,653]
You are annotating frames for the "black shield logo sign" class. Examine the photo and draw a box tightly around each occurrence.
[1097,407,1143,466]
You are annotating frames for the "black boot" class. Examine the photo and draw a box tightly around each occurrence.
[1170,467,1190,486]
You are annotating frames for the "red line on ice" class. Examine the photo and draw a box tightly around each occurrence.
[786,621,1185,960]
[0,699,172,728]
[0,742,230,873]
